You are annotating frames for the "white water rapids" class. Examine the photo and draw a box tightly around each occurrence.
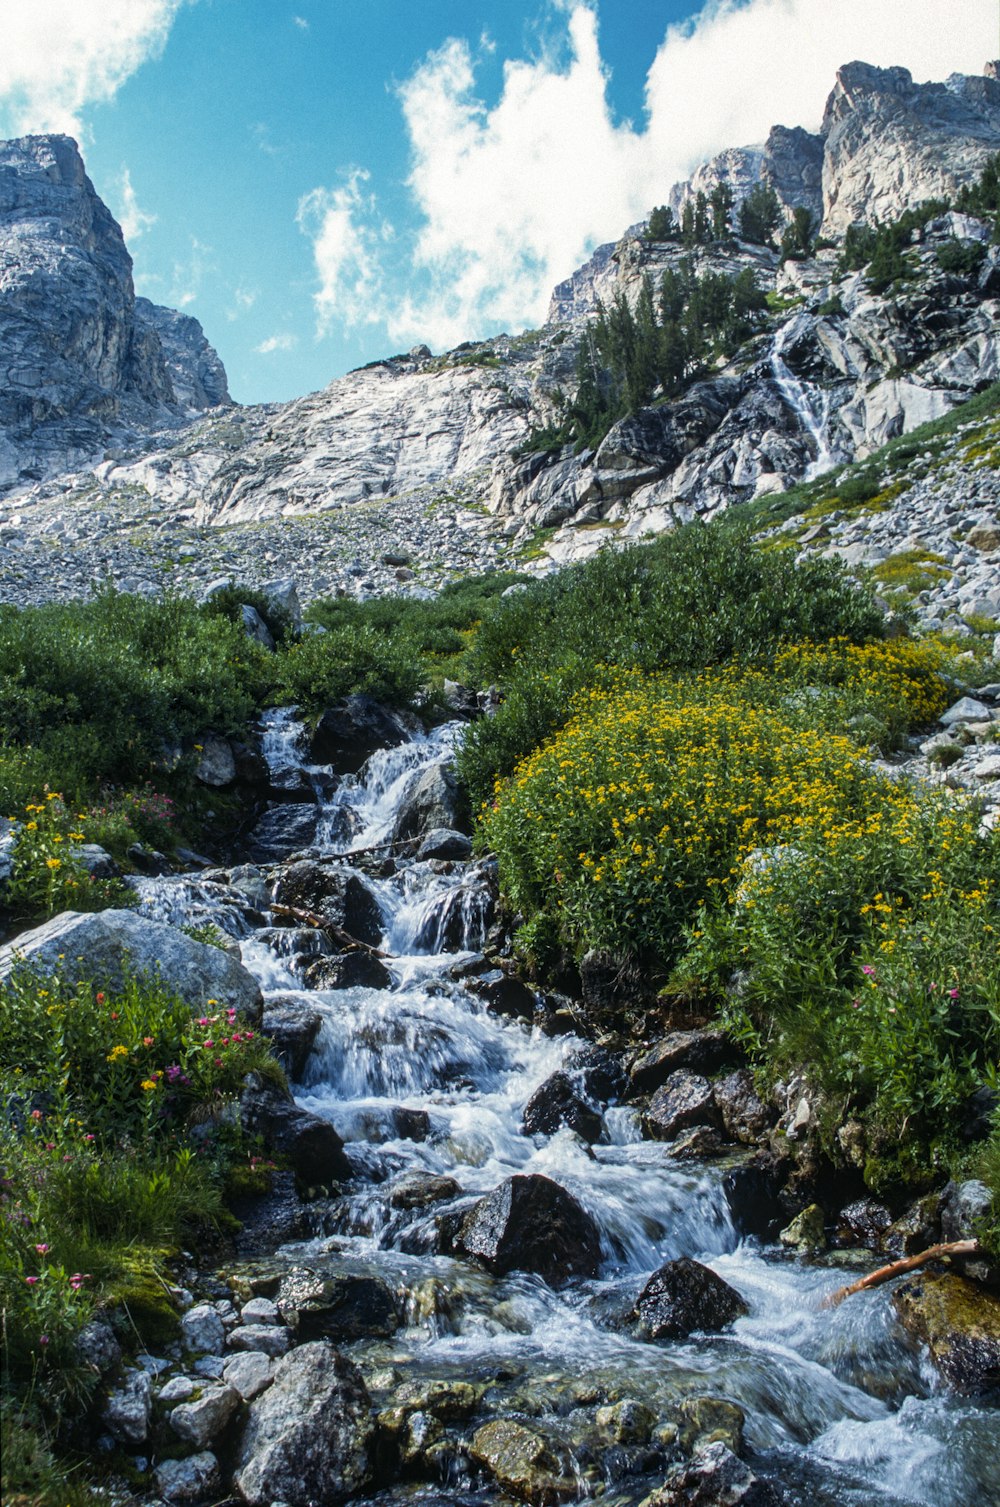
[131,712,1000,1507]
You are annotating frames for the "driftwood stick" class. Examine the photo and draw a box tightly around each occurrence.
[269,902,389,959]
[823,1239,979,1309]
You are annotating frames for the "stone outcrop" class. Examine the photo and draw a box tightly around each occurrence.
[0,134,229,494]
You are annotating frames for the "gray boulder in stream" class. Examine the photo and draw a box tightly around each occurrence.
[455,1173,601,1284]
[309,695,414,774]
[272,861,383,948]
[233,1340,374,1506]
[239,1076,353,1186]
[640,1441,785,1506]
[0,908,262,1019]
[633,1257,748,1340]
[390,760,465,843]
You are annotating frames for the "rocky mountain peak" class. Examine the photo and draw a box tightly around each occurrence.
[0,132,230,494]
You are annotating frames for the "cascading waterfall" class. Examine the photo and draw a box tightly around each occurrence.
[131,712,999,1507]
[771,315,839,481]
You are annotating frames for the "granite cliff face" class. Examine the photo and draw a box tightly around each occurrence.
[0,62,998,598]
[0,134,229,494]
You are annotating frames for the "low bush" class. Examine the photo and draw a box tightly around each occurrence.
[0,964,281,1417]
[274,623,423,711]
[459,521,886,803]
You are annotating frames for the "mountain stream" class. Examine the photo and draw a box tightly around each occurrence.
[133,714,999,1507]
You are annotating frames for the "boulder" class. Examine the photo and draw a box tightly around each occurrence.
[223,1350,275,1401]
[260,998,323,1080]
[390,761,464,843]
[893,1272,1000,1393]
[272,861,383,948]
[227,1324,292,1358]
[234,1341,374,1506]
[634,1258,748,1340]
[180,1303,226,1356]
[277,1270,400,1342]
[470,1419,577,1504]
[310,695,413,773]
[470,971,538,1020]
[416,827,474,861]
[194,734,237,788]
[102,1367,152,1445]
[0,909,262,1021]
[778,1204,827,1253]
[722,1152,789,1241]
[241,604,275,652]
[304,951,392,991]
[455,1174,601,1285]
[389,1172,461,1210]
[712,1070,775,1143]
[169,1383,240,1448]
[939,1179,994,1242]
[247,804,321,863]
[678,1396,745,1457]
[239,1077,352,1185]
[75,1318,121,1376]
[522,1072,603,1144]
[154,1452,220,1504]
[639,1442,785,1507]
[835,1198,892,1249]
[643,1072,718,1140]
[629,1031,734,1094]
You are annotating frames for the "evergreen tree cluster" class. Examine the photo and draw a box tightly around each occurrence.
[528,261,767,454]
[646,179,786,249]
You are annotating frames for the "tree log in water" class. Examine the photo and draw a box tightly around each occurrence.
[823,1240,979,1308]
[269,902,389,958]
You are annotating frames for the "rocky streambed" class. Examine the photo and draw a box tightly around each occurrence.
[6,712,999,1507]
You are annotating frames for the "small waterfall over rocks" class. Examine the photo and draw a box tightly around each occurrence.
[770,315,840,482]
[129,711,999,1507]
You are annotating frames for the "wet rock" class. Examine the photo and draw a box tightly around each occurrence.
[240,1296,280,1325]
[260,998,322,1080]
[640,1441,785,1506]
[665,1126,726,1160]
[722,1152,789,1241]
[470,1419,577,1505]
[678,1397,745,1457]
[272,860,384,948]
[154,1452,220,1504]
[103,1368,152,1445]
[835,1198,892,1249]
[389,1172,461,1210]
[595,1399,656,1445]
[75,1318,121,1376]
[778,1204,827,1253]
[712,1071,775,1143]
[939,1179,994,1242]
[416,827,474,861]
[630,1031,734,1094]
[522,1072,603,1144]
[194,734,236,787]
[455,1173,602,1285]
[231,1169,310,1256]
[0,909,263,1021]
[247,803,321,862]
[223,1350,275,1401]
[181,1303,226,1355]
[277,1269,400,1342]
[169,1382,239,1448]
[390,761,464,843]
[643,1071,718,1140]
[880,1192,942,1257]
[239,1076,353,1185]
[234,1341,374,1507]
[304,950,393,991]
[567,1044,628,1104]
[310,695,414,773]
[634,1258,748,1340]
[470,971,538,1020]
[227,1324,292,1358]
[893,1272,1000,1394]
[441,679,480,718]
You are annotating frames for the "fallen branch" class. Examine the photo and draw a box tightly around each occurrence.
[269,902,389,959]
[823,1239,979,1308]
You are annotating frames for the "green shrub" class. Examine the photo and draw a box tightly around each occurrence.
[459,521,885,802]
[274,623,423,711]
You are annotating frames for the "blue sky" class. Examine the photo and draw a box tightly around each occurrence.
[1,1,995,405]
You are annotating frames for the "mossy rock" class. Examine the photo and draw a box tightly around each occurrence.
[893,1272,1000,1393]
[470,1419,577,1505]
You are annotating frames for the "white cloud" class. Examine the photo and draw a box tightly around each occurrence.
[293,15,309,31]
[299,0,997,349]
[0,0,188,138]
[116,167,157,243]
[296,172,385,337]
[255,332,298,354]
